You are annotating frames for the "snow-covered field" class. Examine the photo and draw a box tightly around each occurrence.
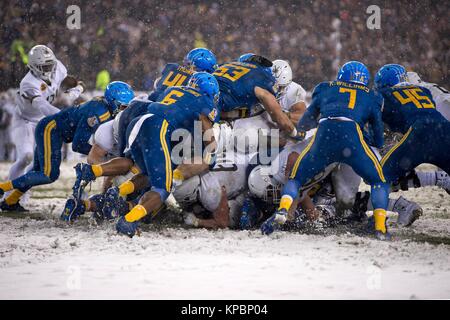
[0,162,449,299]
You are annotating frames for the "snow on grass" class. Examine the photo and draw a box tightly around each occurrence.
[0,162,449,299]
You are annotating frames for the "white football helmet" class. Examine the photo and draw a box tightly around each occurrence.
[27,45,57,82]
[248,165,281,204]
[172,175,201,205]
[272,59,293,96]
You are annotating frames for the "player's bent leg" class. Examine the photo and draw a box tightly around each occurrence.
[116,117,173,237]
[348,124,390,240]
[2,120,62,210]
[116,189,167,237]
[76,157,135,183]
[331,164,361,213]
[263,132,330,235]
[381,126,424,186]
[8,150,34,181]
[8,118,35,180]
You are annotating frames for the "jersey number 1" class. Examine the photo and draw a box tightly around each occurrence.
[339,88,357,109]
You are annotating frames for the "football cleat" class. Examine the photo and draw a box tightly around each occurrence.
[72,163,95,199]
[88,194,105,221]
[102,187,129,220]
[261,208,288,235]
[0,201,29,212]
[375,230,392,241]
[74,163,97,184]
[239,197,260,230]
[116,216,139,238]
[61,196,86,222]
[367,215,392,241]
[393,196,423,227]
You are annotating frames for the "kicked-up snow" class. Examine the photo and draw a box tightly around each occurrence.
[0,162,449,299]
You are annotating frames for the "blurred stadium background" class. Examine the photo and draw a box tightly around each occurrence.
[0,0,448,160]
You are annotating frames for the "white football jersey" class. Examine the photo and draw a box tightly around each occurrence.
[407,72,450,121]
[277,81,307,112]
[15,60,67,122]
[420,83,449,121]
[88,111,125,159]
[91,121,118,157]
[198,152,250,212]
[262,81,307,127]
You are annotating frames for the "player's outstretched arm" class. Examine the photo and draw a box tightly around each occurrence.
[255,86,295,135]
[296,97,320,132]
[186,186,230,229]
[27,92,61,117]
[200,114,218,165]
[287,101,307,124]
[173,160,210,187]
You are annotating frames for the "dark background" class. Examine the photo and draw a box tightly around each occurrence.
[1,0,448,91]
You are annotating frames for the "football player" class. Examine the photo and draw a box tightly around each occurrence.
[375,64,450,200]
[407,71,450,121]
[9,45,84,184]
[172,148,252,229]
[148,47,217,101]
[213,54,302,141]
[263,61,391,240]
[72,73,220,236]
[0,81,134,211]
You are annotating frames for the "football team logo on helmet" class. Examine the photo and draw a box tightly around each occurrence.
[185,48,217,73]
[374,64,408,89]
[104,81,135,116]
[337,61,370,86]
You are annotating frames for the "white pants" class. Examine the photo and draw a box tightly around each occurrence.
[8,113,36,180]
[331,164,362,210]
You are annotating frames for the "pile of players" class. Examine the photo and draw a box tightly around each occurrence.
[0,45,449,241]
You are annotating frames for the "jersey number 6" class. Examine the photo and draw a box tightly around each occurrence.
[160,90,184,105]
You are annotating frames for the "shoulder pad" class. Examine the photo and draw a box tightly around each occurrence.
[312,82,329,95]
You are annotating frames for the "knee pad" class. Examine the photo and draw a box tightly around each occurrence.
[151,187,170,203]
